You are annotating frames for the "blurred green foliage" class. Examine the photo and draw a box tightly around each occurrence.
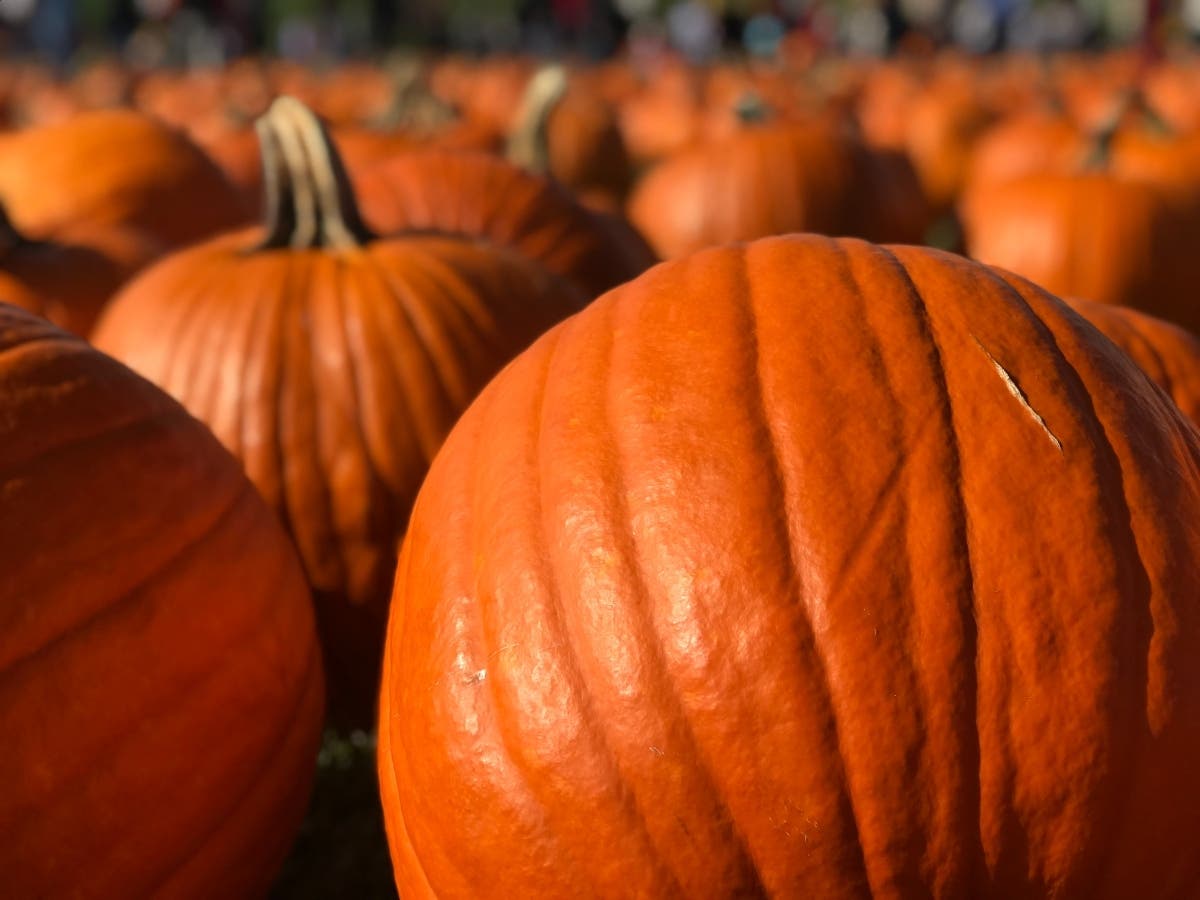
[271,728,399,900]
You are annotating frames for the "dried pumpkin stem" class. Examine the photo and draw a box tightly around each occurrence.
[506,65,568,176]
[1088,88,1174,168]
[734,92,772,124]
[254,95,374,251]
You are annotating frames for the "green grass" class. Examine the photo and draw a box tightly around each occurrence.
[271,729,399,900]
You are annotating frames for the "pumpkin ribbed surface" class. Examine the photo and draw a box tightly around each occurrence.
[379,234,1200,898]
[355,150,654,301]
[0,304,323,898]
[1062,294,1200,425]
[94,97,586,724]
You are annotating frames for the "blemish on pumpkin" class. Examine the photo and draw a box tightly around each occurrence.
[463,668,487,685]
[973,336,1063,452]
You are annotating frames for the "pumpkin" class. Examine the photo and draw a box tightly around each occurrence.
[960,172,1198,333]
[93,96,585,726]
[627,115,928,260]
[379,234,1200,898]
[0,201,161,336]
[0,303,323,897]
[0,109,249,247]
[1061,294,1200,425]
[354,150,655,301]
[506,65,633,211]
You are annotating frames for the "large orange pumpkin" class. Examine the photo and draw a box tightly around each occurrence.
[379,234,1200,898]
[94,97,585,725]
[0,304,323,897]
[0,108,249,247]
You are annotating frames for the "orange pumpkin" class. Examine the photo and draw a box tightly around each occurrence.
[628,116,928,259]
[960,172,1198,332]
[0,202,161,336]
[0,304,322,897]
[1062,294,1200,425]
[506,66,633,211]
[355,150,655,301]
[94,97,585,725]
[0,109,249,247]
[379,234,1200,898]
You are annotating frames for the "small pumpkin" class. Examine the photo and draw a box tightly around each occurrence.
[0,201,161,336]
[627,112,927,259]
[1061,294,1200,425]
[379,234,1200,898]
[0,303,323,898]
[355,150,655,301]
[94,97,585,725]
[506,65,633,211]
[960,172,1198,333]
[0,108,250,247]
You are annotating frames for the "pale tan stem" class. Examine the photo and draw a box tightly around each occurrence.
[506,65,569,175]
[254,95,373,251]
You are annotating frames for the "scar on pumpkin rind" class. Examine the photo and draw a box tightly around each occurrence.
[972,334,1064,452]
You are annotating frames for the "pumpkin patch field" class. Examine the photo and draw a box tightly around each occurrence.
[5,3,1200,897]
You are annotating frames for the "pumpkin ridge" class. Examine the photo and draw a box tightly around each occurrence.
[377,623,440,900]
[977,270,1158,895]
[223,252,286,463]
[400,246,505,381]
[361,250,457,461]
[513,327,683,890]
[596,289,774,894]
[326,256,393,592]
[378,249,476,410]
[0,404,190,511]
[158,254,236,402]
[430,365,585,895]
[736,243,873,892]
[185,268,254,428]
[1,474,247,678]
[272,253,323,583]
[138,640,323,896]
[1110,312,1176,399]
[349,261,428,480]
[878,243,985,886]
[295,253,349,592]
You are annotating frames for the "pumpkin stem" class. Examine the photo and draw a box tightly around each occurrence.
[1085,87,1173,169]
[254,96,374,251]
[506,65,568,175]
[734,92,772,124]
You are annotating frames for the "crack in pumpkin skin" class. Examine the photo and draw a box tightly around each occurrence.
[971,336,1063,452]
[380,234,1200,899]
